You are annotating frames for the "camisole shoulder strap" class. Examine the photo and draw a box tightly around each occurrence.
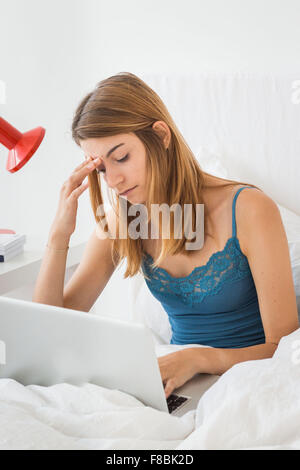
[232,186,258,238]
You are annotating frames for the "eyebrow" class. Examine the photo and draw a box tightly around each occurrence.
[105,143,125,159]
[94,143,125,173]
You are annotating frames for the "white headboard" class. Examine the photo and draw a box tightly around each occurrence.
[140,73,300,215]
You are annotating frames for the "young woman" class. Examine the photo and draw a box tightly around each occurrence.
[33,72,299,399]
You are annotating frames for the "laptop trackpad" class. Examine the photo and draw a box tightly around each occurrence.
[170,373,219,416]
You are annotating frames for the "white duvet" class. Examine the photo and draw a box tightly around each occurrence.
[0,328,300,450]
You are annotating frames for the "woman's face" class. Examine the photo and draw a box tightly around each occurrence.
[80,132,148,204]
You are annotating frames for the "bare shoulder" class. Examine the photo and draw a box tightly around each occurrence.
[236,186,279,216]
[235,187,281,256]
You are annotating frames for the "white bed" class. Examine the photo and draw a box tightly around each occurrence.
[1,73,300,450]
[1,329,300,450]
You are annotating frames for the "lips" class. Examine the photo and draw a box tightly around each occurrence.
[120,186,137,196]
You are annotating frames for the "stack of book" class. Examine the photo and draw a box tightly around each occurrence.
[0,233,26,262]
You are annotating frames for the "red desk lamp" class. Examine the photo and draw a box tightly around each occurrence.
[0,116,45,173]
[0,116,46,234]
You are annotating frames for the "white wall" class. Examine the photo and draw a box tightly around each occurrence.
[1,0,300,242]
[1,0,300,316]
[85,0,300,77]
[0,0,95,249]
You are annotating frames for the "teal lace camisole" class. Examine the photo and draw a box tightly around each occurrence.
[141,186,265,349]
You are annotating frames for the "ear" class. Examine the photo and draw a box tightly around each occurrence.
[152,121,171,149]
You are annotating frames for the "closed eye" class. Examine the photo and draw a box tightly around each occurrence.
[97,154,129,173]
[118,153,129,163]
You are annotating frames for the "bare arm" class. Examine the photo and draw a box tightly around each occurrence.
[32,155,111,309]
[62,222,117,312]
[32,231,71,307]
[32,221,117,312]
[192,190,299,375]
[159,190,299,398]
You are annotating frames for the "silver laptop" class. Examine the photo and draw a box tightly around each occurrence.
[0,296,218,416]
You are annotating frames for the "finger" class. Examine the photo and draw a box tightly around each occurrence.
[164,379,176,399]
[74,155,97,173]
[66,157,100,194]
[80,156,102,175]
[68,180,89,201]
[74,155,92,172]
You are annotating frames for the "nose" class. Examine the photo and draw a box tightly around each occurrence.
[104,166,125,192]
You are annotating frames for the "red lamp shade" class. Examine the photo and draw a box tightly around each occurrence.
[0,116,45,173]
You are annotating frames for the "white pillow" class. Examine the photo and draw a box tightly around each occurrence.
[277,204,300,291]
[128,273,172,345]
[129,147,300,343]
[276,204,300,317]
[197,145,229,178]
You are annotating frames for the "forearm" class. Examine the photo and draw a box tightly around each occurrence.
[191,342,278,376]
[32,231,70,307]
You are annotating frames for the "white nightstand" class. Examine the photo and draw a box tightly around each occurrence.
[0,242,86,296]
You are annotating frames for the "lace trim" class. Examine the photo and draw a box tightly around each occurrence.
[142,236,252,306]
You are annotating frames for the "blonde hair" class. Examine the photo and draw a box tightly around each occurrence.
[72,72,260,279]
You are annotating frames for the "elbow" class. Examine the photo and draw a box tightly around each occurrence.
[264,341,279,358]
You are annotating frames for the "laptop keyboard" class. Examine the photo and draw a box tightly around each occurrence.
[167,393,189,413]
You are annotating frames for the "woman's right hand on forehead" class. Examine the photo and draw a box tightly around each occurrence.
[50,156,102,238]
